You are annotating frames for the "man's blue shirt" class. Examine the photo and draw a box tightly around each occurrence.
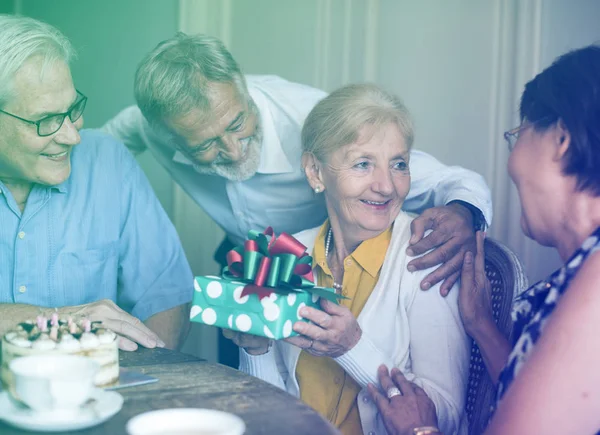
[0,129,193,320]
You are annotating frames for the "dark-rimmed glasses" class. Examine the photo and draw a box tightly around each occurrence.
[0,90,87,137]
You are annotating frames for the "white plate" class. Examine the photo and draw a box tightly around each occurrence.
[127,408,246,435]
[0,388,123,432]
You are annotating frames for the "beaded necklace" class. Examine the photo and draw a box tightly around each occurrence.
[325,228,344,294]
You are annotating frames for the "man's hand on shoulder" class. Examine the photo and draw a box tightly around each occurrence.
[406,203,478,296]
[66,299,165,351]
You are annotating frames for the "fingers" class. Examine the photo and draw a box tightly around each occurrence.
[390,367,417,396]
[117,336,138,352]
[319,298,345,315]
[440,270,460,296]
[222,329,235,340]
[102,316,163,349]
[414,385,428,396]
[367,383,390,412]
[461,250,475,291]
[415,247,464,290]
[238,334,269,349]
[222,330,269,351]
[474,231,486,277]
[85,300,164,348]
[292,320,325,340]
[408,214,434,247]
[407,227,449,257]
[298,306,333,329]
[284,335,313,349]
[377,365,396,392]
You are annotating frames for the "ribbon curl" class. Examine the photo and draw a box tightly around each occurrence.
[223,227,341,302]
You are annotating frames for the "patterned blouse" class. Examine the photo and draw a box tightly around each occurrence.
[497,228,600,403]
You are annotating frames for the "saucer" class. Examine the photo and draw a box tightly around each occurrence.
[0,388,123,432]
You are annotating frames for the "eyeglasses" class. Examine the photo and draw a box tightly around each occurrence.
[504,117,556,152]
[0,90,87,137]
[503,123,534,152]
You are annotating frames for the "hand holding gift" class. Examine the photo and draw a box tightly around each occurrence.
[190,227,345,340]
[222,329,271,355]
[285,298,362,358]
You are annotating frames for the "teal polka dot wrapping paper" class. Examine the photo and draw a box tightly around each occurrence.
[190,275,322,339]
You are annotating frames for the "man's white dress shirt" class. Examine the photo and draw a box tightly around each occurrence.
[103,75,492,245]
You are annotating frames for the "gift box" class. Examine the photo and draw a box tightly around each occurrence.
[190,228,343,339]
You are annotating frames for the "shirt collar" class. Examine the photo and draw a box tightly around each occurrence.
[170,87,294,175]
[51,180,68,193]
[351,227,393,278]
[312,221,331,274]
[312,221,392,279]
[0,180,68,195]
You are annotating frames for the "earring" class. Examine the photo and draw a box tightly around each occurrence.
[314,186,322,193]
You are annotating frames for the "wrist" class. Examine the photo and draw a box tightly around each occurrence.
[244,340,273,356]
[465,316,498,342]
[448,200,486,232]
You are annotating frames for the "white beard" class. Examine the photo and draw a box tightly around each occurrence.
[192,130,263,182]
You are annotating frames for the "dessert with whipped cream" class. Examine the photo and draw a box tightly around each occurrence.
[1,314,119,387]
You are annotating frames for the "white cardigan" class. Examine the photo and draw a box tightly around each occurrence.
[239,212,470,435]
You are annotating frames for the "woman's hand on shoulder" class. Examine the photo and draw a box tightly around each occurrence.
[284,298,361,358]
[368,365,439,435]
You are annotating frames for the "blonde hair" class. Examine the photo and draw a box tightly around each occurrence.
[301,83,414,162]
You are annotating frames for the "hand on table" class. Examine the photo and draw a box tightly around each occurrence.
[222,329,271,355]
[285,298,361,358]
[368,365,439,435]
[68,299,165,351]
[407,203,477,296]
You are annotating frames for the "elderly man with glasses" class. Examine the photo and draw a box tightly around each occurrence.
[0,15,193,351]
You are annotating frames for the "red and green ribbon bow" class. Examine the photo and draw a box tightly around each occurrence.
[223,227,342,302]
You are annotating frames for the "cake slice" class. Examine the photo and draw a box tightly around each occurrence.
[1,314,119,388]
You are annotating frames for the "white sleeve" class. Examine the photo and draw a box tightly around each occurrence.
[334,331,393,389]
[405,273,470,435]
[102,106,153,155]
[238,344,288,391]
[404,149,493,226]
[336,271,469,435]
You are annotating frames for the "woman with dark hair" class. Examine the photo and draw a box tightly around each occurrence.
[368,44,600,434]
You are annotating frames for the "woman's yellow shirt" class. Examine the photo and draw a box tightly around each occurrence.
[295,221,392,435]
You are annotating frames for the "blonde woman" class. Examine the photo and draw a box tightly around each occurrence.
[228,84,470,435]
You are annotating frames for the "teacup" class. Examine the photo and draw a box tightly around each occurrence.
[9,354,99,413]
[126,408,246,435]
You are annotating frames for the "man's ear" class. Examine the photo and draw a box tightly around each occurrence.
[553,119,571,162]
[301,152,325,192]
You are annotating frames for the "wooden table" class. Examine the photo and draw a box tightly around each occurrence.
[0,348,340,434]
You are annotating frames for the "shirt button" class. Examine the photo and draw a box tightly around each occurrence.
[18,231,26,239]
[368,431,376,435]
[363,396,370,403]
[345,259,352,267]
[18,286,26,293]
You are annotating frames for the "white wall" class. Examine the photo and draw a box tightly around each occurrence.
[182,0,600,284]
[9,0,600,363]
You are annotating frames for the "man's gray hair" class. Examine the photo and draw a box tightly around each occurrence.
[301,83,414,162]
[134,32,248,126]
[0,14,74,108]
